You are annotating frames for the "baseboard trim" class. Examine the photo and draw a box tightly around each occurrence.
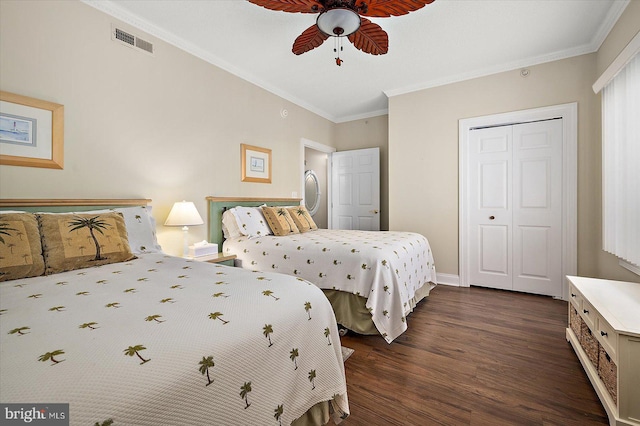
[436,273,460,286]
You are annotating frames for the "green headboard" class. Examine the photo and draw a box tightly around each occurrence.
[206,196,301,248]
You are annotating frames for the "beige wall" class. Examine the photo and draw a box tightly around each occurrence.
[0,0,335,256]
[388,3,640,283]
[335,115,389,230]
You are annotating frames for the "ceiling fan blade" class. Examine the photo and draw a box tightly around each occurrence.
[348,18,388,55]
[358,0,435,17]
[246,0,323,13]
[292,24,330,55]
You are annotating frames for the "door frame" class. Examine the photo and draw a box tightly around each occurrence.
[458,103,577,300]
[300,138,336,228]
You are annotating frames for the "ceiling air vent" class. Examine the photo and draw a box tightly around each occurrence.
[112,25,154,55]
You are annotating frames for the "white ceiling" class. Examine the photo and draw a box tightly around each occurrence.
[84,0,629,123]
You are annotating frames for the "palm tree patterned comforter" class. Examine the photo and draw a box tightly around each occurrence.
[0,253,349,425]
[223,230,437,343]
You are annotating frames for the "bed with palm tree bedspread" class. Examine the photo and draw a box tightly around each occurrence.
[0,199,349,426]
[207,197,437,344]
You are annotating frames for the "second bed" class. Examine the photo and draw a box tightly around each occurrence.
[208,197,437,343]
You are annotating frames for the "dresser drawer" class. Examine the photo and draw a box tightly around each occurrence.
[580,298,596,330]
[568,283,581,310]
[597,318,617,362]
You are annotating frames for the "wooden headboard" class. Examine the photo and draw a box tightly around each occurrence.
[206,196,301,247]
[0,199,152,212]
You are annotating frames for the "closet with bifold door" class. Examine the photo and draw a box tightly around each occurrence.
[466,118,563,297]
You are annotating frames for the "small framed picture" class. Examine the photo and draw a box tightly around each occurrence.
[0,91,64,169]
[241,143,271,183]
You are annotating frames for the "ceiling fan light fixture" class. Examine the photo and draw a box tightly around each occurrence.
[316,8,361,37]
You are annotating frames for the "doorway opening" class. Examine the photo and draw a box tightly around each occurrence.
[301,139,334,229]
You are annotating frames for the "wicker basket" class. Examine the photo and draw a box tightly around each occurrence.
[598,345,618,406]
[569,306,581,339]
[580,321,599,369]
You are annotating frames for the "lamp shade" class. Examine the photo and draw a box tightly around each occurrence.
[316,8,361,37]
[164,201,204,227]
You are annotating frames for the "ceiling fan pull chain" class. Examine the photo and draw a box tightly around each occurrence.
[335,36,343,66]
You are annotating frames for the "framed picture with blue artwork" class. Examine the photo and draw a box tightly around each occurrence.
[241,143,271,183]
[0,91,64,169]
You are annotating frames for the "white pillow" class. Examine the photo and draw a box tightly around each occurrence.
[231,206,272,238]
[111,206,162,254]
[222,209,243,239]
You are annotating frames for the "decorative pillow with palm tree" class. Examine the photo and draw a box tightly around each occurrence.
[37,212,136,275]
[77,206,162,254]
[0,212,45,281]
[261,206,300,236]
[286,206,318,232]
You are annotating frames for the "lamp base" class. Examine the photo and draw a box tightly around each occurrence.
[182,226,189,258]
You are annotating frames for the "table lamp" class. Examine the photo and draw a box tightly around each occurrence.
[164,200,204,257]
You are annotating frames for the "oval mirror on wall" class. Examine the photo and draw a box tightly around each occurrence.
[304,170,321,216]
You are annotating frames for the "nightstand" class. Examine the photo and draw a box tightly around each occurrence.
[191,252,237,267]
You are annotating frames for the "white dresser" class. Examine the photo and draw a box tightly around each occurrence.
[566,276,640,426]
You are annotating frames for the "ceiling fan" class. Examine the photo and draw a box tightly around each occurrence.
[247,0,435,65]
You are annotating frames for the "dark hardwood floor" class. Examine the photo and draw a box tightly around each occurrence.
[339,285,608,426]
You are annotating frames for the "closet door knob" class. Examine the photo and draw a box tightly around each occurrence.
[489,216,495,220]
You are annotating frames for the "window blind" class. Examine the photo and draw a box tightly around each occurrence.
[602,52,640,267]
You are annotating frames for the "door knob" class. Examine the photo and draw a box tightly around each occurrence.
[371,209,379,214]
[489,215,495,220]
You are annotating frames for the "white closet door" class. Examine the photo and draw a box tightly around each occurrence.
[468,119,563,297]
[512,120,563,296]
[468,126,513,291]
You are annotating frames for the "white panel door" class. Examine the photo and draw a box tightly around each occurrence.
[468,126,513,290]
[331,148,380,230]
[468,119,563,297]
[512,120,563,296]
